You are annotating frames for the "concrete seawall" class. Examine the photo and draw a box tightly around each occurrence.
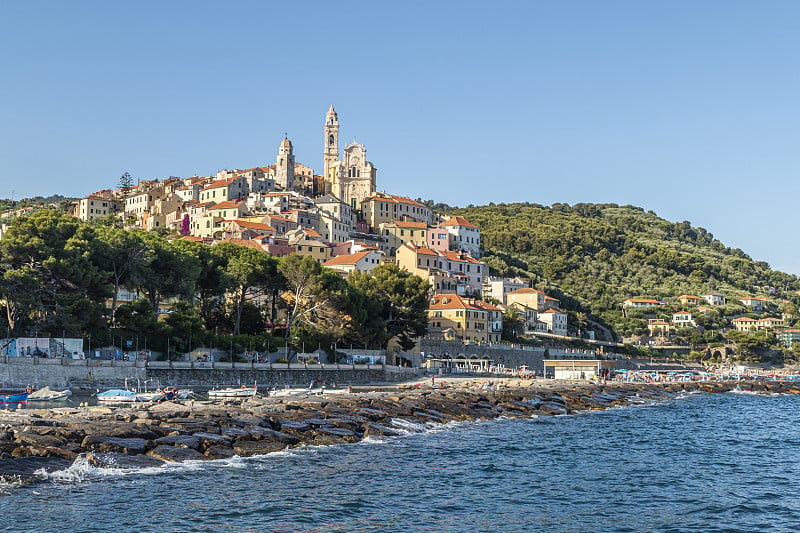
[0,357,422,389]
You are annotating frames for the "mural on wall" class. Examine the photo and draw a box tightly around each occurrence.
[0,338,84,358]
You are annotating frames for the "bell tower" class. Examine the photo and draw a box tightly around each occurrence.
[323,105,339,191]
[275,136,295,190]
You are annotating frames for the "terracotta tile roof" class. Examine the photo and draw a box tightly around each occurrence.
[429,294,483,311]
[508,288,544,295]
[203,178,234,190]
[178,236,204,242]
[473,300,501,311]
[625,298,661,303]
[403,243,439,256]
[440,250,481,264]
[391,221,428,229]
[218,238,265,251]
[232,219,274,231]
[440,216,478,229]
[304,228,322,238]
[367,193,427,208]
[678,295,700,299]
[208,200,242,210]
[540,308,564,314]
[732,317,756,322]
[323,251,372,266]
[649,320,669,325]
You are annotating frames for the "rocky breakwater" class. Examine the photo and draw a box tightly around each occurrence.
[1,380,799,486]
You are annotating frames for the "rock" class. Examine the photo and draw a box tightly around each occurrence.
[362,423,402,438]
[167,418,220,433]
[193,432,232,449]
[82,436,149,455]
[147,445,208,462]
[232,440,287,456]
[15,432,66,449]
[221,427,249,439]
[204,445,236,460]
[87,452,165,469]
[154,435,201,449]
[278,420,312,432]
[246,427,300,445]
[0,456,71,483]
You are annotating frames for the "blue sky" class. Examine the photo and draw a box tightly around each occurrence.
[1,1,799,274]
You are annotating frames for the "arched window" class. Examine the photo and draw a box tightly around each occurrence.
[329,134,335,146]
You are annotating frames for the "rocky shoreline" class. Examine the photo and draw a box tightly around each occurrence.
[1,379,798,487]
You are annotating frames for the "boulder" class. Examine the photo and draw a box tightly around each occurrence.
[87,452,165,469]
[147,445,208,462]
[154,435,200,449]
[232,440,288,457]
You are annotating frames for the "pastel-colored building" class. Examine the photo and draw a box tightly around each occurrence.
[323,250,383,275]
[678,295,700,306]
[703,293,726,306]
[439,216,481,258]
[482,276,530,304]
[672,311,696,327]
[427,294,491,343]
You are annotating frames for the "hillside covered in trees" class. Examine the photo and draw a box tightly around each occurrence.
[450,202,800,340]
[0,210,429,361]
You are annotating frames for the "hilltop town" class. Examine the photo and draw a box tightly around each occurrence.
[1,107,798,367]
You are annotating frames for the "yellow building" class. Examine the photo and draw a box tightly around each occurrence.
[379,220,428,256]
[427,294,490,343]
[505,288,548,312]
[362,192,432,228]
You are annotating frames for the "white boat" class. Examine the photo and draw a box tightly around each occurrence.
[27,386,73,402]
[96,389,138,403]
[269,387,313,397]
[208,385,257,399]
[269,386,351,397]
[138,387,196,402]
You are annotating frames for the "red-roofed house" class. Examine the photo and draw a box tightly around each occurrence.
[438,216,481,258]
[622,298,665,309]
[396,243,486,296]
[223,219,275,240]
[362,192,433,227]
[206,201,249,221]
[672,311,696,327]
[323,250,383,275]
[427,294,490,343]
[379,220,429,256]
[739,296,767,313]
[678,295,701,306]
[539,308,568,336]
[506,288,547,311]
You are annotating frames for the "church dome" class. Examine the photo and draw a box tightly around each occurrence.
[280,137,293,149]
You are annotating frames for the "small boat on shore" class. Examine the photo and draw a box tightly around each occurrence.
[0,392,28,405]
[28,387,72,402]
[208,384,257,399]
[96,389,137,404]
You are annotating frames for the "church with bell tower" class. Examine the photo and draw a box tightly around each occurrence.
[322,105,377,210]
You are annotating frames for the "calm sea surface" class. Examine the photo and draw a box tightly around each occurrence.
[1,391,799,532]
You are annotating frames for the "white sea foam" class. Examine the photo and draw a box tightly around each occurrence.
[389,418,427,434]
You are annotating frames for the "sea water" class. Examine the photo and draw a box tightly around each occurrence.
[1,392,799,532]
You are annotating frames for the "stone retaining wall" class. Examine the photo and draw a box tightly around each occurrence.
[0,357,422,389]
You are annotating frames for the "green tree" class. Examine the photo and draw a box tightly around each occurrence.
[93,226,147,325]
[216,243,280,335]
[0,209,109,336]
[278,254,328,347]
[348,263,430,351]
[131,233,200,314]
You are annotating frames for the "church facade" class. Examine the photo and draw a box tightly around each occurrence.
[322,105,377,210]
